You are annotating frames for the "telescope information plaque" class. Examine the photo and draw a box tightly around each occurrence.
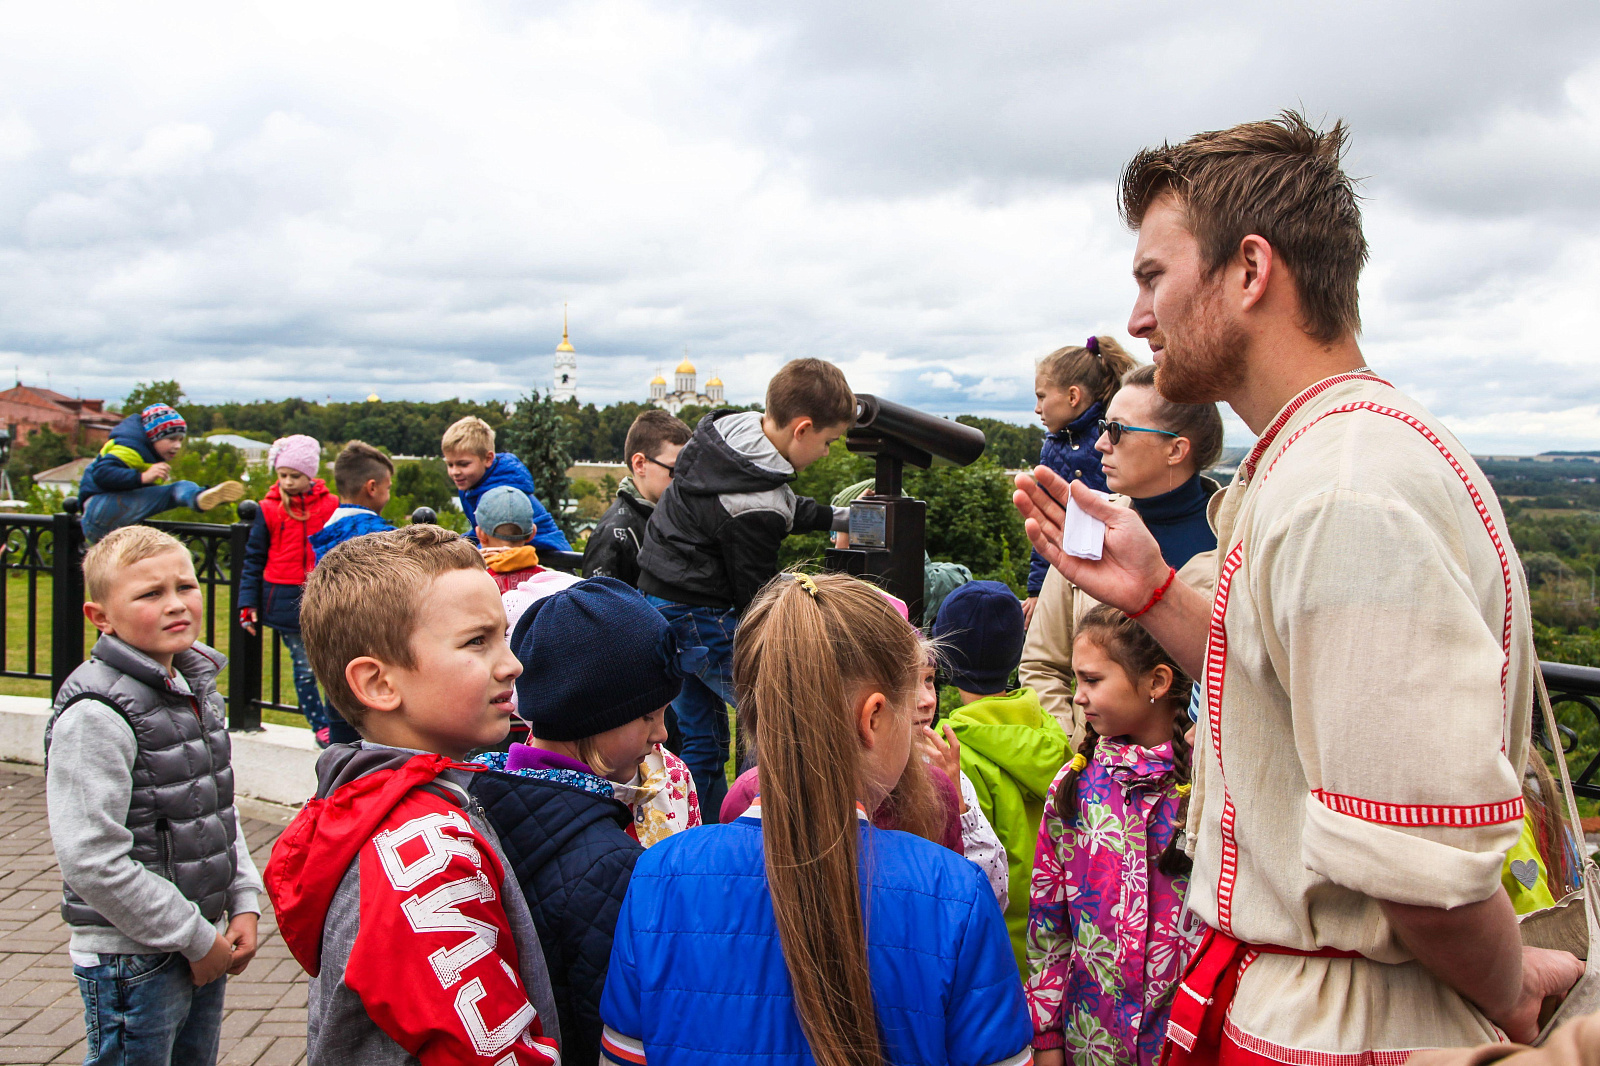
[849,500,888,548]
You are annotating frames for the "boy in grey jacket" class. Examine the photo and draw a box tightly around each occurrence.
[46,525,262,1066]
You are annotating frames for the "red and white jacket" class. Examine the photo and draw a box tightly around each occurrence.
[267,746,562,1066]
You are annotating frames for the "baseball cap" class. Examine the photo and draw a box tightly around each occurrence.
[476,485,535,539]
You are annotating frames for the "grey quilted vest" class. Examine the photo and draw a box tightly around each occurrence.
[45,635,238,927]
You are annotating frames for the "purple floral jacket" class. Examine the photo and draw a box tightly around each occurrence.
[1024,738,1203,1065]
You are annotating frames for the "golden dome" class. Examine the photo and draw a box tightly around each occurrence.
[555,303,574,352]
[706,374,723,387]
[675,359,696,374]
[366,393,379,402]
[650,374,666,386]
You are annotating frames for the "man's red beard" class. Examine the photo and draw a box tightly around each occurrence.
[1153,277,1248,405]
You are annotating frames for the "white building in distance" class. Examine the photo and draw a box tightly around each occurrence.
[552,309,577,403]
[649,358,723,414]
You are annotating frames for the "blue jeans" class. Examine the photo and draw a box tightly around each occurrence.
[81,483,202,543]
[73,951,225,1066]
[648,597,737,822]
[278,631,325,728]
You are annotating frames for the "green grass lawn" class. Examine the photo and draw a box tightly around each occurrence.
[0,571,311,729]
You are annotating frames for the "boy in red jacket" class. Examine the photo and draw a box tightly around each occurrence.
[265,525,561,1066]
[237,435,349,745]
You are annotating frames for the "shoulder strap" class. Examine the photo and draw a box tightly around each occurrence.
[1534,666,1600,942]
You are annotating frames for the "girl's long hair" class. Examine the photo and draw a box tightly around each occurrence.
[733,571,927,1066]
[1055,604,1194,877]
[1038,335,1138,405]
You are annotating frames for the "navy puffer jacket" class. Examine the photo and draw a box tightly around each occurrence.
[470,767,641,1066]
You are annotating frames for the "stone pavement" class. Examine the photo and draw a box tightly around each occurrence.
[0,764,306,1065]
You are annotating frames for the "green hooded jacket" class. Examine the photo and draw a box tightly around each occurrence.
[948,687,1071,977]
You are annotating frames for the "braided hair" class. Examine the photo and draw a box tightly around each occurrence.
[1054,603,1194,877]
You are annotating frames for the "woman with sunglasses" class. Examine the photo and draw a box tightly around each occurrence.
[1019,362,1224,747]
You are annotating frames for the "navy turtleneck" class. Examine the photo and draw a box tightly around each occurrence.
[1129,474,1217,571]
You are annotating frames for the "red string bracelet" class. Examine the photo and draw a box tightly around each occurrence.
[1127,566,1177,620]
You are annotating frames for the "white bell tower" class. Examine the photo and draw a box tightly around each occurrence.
[552,304,577,403]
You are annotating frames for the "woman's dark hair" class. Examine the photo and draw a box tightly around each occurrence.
[1120,363,1226,472]
[1055,604,1194,877]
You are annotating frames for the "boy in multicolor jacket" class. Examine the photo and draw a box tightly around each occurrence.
[265,525,560,1066]
[78,404,244,541]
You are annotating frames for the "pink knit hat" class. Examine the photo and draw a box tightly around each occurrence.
[267,435,321,479]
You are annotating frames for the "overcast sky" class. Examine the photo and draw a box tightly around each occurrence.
[0,1,1597,453]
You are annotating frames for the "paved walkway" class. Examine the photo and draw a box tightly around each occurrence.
[0,764,306,1065]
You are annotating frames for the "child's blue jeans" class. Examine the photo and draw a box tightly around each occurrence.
[81,483,202,543]
[647,596,737,822]
[72,951,226,1066]
[277,630,359,744]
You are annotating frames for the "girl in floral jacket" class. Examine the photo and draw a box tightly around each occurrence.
[1026,604,1204,1066]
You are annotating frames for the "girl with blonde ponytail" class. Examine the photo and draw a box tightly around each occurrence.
[600,570,1032,1066]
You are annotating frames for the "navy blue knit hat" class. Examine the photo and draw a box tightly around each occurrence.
[932,580,1025,695]
[509,576,705,741]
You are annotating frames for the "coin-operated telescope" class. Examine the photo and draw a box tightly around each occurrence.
[823,395,986,624]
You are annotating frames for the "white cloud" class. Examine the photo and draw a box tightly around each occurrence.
[0,0,1593,454]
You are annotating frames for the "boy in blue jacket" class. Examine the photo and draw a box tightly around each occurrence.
[442,416,570,552]
[308,441,395,563]
[78,404,245,542]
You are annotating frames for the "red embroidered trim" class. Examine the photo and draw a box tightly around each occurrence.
[1261,401,1515,751]
[1311,789,1523,827]
[1239,373,1390,481]
[1128,566,1177,619]
[1207,544,1246,934]
[1221,1019,1425,1066]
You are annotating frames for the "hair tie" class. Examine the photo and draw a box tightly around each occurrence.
[1086,335,1101,358]
[1068,753,1087,773]
[784,571,820,599]
[1175,783,1192,797]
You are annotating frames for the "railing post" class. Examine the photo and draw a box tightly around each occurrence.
[50,500,84,698]
[227,501,262,731]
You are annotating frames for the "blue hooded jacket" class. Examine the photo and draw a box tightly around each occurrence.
[1027,401,1108,595]
[599,807,1031,1065]
[78,413,163,500]
[308,505,395,562]
[457,452,570,552]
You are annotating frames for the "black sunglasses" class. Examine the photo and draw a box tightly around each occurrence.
[1098,419,1179,447]
[644,455,677,477]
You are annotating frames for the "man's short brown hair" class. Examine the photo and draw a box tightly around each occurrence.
[82,525,190,603]
[624,410,690,465]
[764,358,856,430]
[333,440,394,499]
[300,524,485,727]
[1119,110,1368,343]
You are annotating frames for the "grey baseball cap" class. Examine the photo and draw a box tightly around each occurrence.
[475,485,535,538]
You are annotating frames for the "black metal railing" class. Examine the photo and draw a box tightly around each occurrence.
[1543,660,1600,800]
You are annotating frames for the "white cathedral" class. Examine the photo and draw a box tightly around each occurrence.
[549,313,727,411]
[649,358,723,414]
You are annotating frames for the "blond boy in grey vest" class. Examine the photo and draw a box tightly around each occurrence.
[46,525,262,1066]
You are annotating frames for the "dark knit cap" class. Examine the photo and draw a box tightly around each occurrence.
[509,576,704,741]
[932,580,1025,695]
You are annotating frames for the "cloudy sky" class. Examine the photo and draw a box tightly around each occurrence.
[1,0,1597,453]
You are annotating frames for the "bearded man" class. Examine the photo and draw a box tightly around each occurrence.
[1015,112,1582,1064]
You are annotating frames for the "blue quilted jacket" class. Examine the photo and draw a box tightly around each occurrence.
[599,807,1031,1066]
[1028,400,1108,594]
[470,763,642,1066]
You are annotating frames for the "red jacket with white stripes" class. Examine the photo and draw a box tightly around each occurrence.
[266,746,561,1066]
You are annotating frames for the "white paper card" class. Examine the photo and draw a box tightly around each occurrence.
[1061,491,1107,560]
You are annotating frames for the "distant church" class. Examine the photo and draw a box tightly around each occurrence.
[551,309,577,403]
[649,357,723,414]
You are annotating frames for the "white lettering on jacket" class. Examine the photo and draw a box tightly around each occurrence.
[400,870,500,988]
[373,810,482,891]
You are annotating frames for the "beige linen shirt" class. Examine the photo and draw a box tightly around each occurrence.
[1187,372,1532,1058]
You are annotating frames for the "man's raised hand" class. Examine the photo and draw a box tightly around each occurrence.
[1012,466,1170,614]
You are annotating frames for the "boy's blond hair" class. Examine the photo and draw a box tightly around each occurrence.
[83,526,191,603]
[442,416,495,458]
[300,524,486,728]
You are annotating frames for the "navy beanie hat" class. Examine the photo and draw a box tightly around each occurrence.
[509,576,705,741]
[932,580,1025,695]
